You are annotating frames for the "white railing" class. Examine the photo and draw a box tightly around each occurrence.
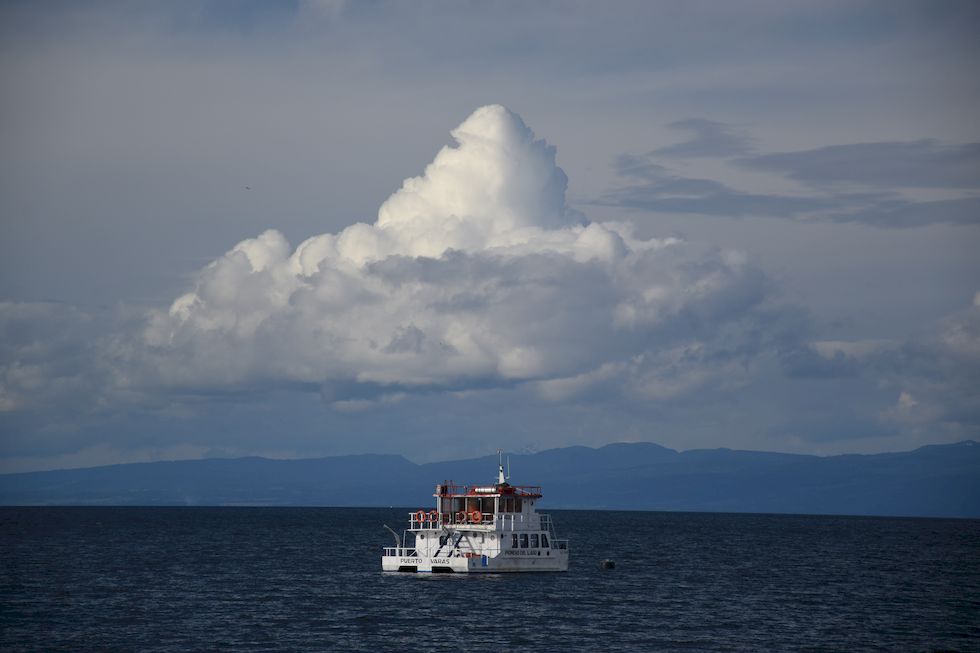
[408,511,496,529]
[407,511,559,532]
[495,513,530,530]
[539,514,568,550]
[382,547,418,557]
[539,513,554,532]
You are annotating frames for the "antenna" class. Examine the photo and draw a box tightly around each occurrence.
[507,455,511,481]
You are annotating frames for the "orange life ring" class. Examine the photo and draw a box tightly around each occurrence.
[428,510,438,523]
[416,509,426,523]
[469,510,482,523]
[455,510,467,523]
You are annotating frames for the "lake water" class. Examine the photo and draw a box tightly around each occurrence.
[2,507,978,652]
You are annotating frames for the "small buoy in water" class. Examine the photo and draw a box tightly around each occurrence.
[599,559,615,570]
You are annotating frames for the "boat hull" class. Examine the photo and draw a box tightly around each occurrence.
[382,551,568,573]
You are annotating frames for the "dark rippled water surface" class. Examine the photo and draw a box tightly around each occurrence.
[2,507,978,652]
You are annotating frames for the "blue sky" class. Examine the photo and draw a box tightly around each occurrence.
[1,0,978,472]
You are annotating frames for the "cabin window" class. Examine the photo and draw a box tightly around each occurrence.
[479,497,494,515]
[530,534,539,548]
[514,498,523,512]
[520,534,529,548]
[541,534,549,548]
[439,535,448,546]
[511,534,518,548]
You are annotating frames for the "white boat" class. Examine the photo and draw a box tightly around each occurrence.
[381,457,569,573]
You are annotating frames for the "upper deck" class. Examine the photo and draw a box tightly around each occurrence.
[405,478,548,531]
[436,481,542,499]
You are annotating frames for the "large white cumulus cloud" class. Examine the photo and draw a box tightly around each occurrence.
[137,105,763,402]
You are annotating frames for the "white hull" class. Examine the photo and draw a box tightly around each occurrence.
[382,549,568,573]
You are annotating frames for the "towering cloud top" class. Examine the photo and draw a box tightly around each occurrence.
[378,104,580,236]
[293,104,587,269]
[137,106,760,406]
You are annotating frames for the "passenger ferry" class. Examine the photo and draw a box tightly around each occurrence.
[381,457,569,573]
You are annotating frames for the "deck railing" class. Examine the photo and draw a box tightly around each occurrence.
[495,513,536,530]
[539,513,567,549]
[409,511,498,529]
[408,510,568,533]
[409,511,547,529]
[382,547,418,557]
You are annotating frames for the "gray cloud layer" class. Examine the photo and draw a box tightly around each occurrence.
[599,157,849,218]
[737,140,980,189]
[654,119,756,158]
[599,125,980,228]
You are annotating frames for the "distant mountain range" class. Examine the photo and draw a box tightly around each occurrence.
[2,441,979,518]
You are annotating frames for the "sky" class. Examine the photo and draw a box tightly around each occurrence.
[1,0,978,473]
